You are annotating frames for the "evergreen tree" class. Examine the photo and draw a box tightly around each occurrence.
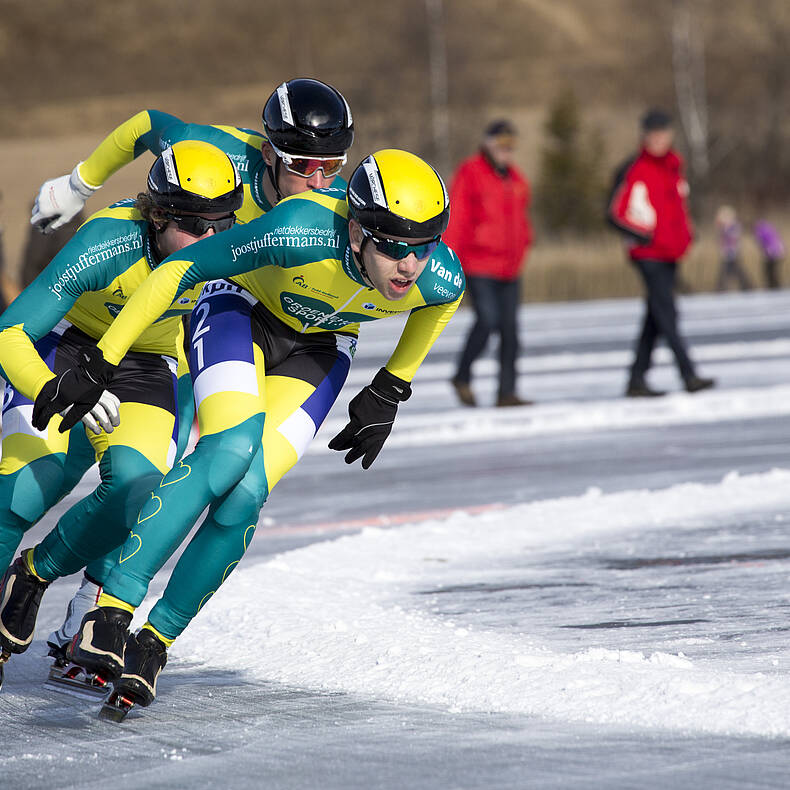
[536,89,604,235]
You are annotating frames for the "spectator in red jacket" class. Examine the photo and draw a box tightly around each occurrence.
[608,108,714,397]
[446,120,533,407]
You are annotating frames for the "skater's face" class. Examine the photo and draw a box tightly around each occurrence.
[157,211,235,258]
[262,142,337,201]
[349,219,435,301]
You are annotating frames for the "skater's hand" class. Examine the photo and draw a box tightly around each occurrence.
[80,390,121,435]
[329,367,411,469]
[32,347,117,433]
[31,164,99,234]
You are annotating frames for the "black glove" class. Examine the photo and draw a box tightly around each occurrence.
[32,346,116,433]
[329,367,412,469]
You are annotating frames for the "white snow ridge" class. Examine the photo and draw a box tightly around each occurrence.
[175,469,790,738]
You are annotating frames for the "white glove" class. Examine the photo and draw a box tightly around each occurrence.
[75,390,120,435]
[31,163,99,234]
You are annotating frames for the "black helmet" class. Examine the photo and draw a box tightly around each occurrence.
[147,141,243,214]
[262,78,354,157]
[347,149,450,239]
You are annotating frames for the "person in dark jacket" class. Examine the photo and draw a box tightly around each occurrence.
[445,120,533,407]
[608,109,714,397]
[20,204,86,289]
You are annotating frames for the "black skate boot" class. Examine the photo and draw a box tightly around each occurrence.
[0,550,50,656]
[67,606,132,681]
[115,628,168,708]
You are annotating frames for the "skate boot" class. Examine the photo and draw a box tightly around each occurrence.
[115,628,168,707]
[47,573,102,657]
[67,606,132,681]
[0,549,50,656]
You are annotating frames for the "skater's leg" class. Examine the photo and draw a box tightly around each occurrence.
[32,355,180,582]
[0,388,71,572]
[144,334,353,641]
[99,283,268,609]
[174,345,195,463]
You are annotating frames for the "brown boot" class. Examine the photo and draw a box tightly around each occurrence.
[450,378,476,407]
[496,394,534,407]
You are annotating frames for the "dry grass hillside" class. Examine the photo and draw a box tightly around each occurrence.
[1,0,788,298]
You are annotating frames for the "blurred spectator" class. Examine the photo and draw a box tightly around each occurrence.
[0,192,7,314]
[714,205,751,292]
[446,120,533,407]
[753,219,785,290]
[19,204,85,288]
[608,108,714,397]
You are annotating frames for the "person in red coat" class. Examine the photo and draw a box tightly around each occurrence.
[608,109,714,397]
[446,120,533,407]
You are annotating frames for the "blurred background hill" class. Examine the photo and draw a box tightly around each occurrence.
[1,0,788,299]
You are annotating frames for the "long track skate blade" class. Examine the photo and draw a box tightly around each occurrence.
[99,691,135,722]
[0,649,10,692]
[45,664,111,702]
[45,676,110,702]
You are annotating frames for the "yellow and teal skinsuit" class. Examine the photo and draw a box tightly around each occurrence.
[95,187,465,644]
[73,109,347,448]
[76,109,348,225]
[0,201,204,584]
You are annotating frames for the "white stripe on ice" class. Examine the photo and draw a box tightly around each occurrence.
[310,384,790,450]
[173,469,790,737]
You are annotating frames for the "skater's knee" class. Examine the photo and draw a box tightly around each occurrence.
[196,415,265,497]
[2,457,67,524]
[95,448,162,521]
[212,458,268,529]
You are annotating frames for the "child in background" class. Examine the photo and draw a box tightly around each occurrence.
[715,205,751,292]
[753,219,785,289]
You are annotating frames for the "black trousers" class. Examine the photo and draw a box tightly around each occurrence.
[455,275,520,398]
[764,256,782,290]
[630,259,696,384]
[716,254,752,292]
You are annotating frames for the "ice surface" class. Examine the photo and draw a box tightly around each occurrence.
[176,469,790,737]
[2,290,790,789]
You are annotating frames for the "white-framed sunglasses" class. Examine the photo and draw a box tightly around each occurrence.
[269,141,347,178]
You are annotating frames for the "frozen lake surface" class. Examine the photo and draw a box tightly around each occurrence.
[2,289,790,789]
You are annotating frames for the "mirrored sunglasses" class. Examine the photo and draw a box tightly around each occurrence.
[271,143,346,178]
[361,227,441,261]
[167,213,237,235]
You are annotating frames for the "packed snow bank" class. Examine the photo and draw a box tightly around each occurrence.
[173,469,790,736]
[312,384,790,450]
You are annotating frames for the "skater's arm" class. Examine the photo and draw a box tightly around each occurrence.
[385,295,463,382]
[0,222,115,400]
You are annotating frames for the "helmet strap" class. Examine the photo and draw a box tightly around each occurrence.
[352,240,375,288]
[265,158,285,205]
[147,226,166,268]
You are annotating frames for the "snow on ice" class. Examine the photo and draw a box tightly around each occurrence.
[174,468,790,738]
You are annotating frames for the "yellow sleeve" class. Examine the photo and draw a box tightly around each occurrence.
[77,111,156,188]
[97,259,192,365]
[0,325,56,402]
[385,295,463,382]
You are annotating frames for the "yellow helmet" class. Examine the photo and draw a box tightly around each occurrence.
[347,149,449,239]
[147,140,243,214]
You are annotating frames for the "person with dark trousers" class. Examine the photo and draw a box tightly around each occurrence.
[753,219,784,290]
[445,120,533,407]
[715,205,751,292]
[608,109,714,397]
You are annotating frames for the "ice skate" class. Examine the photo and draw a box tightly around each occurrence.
[116,628,168,707]
[44,650,112,701]
[100,628,168,721]
[47,573,102,654]
[67,606,132,682]
[0,550,50,656]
